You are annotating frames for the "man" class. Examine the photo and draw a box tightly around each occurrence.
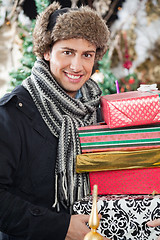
[0,2,110,240]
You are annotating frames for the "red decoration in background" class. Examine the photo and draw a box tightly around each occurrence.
[120,75,136,92]
[129,77,135,84]
[123,31,132,70]
[120,87,125,92]
[123,60,132,70]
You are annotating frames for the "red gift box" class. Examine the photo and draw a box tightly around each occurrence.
[89,167,160,195]
[101,90,160,129]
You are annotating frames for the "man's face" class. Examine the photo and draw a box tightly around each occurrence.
[44,38,96,98]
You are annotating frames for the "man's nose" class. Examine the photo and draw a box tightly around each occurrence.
[70,55,83,72]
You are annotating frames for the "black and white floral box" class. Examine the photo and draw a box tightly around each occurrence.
[73,195,160,240]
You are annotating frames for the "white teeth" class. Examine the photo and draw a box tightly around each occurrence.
[66,73,81,79]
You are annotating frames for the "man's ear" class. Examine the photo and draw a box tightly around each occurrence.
[44,50,50,61]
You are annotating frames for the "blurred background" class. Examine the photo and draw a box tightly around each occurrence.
[0,0,160,97]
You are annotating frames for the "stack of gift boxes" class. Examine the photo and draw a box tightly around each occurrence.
[73,89,160,240]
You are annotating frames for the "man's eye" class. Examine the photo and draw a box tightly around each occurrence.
[64,51,72,55]
[84,53,92,58]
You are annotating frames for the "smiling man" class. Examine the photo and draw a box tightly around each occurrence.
[0,2,110,240]
[44,38,96,98]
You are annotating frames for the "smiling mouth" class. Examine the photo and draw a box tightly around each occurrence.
[65,72,82,80]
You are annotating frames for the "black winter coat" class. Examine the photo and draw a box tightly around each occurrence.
[0,86,70,240]
[0,85,102,240]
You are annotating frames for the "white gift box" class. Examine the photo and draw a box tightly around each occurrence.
[73,195,160,240]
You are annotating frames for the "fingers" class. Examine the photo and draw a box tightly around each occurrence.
[66,214,90,240]
[65,214,111,240]
[147,219,160,227]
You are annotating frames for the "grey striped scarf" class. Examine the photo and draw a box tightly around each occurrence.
[22,59,101,211]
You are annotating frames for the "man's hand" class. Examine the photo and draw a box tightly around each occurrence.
[65,214,111,240]
[65,214,90,240]
[147,219,160,240]
[147,219,160,228]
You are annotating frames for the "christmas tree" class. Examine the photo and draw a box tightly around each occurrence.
[9,0,50,89]
[92,51,117,95]
[9,21,36,88]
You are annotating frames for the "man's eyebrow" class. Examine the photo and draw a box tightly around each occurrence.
[61,47,75,51]
[84,50,96,53]
[61,47,96,53]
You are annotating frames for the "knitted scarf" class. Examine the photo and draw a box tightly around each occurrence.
[22,59,101,211]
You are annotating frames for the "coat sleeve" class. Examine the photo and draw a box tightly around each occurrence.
[0,105,71,240]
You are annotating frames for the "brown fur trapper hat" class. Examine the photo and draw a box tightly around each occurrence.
[33,2,110,61]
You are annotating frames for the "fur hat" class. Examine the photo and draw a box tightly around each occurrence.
[33,2,110,61]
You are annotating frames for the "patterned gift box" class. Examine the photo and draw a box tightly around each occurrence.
[73,194,160,240]
[101,90,160,129]
[78,123,160,153]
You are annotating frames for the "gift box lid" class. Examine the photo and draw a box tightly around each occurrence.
[101,90,160,101]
